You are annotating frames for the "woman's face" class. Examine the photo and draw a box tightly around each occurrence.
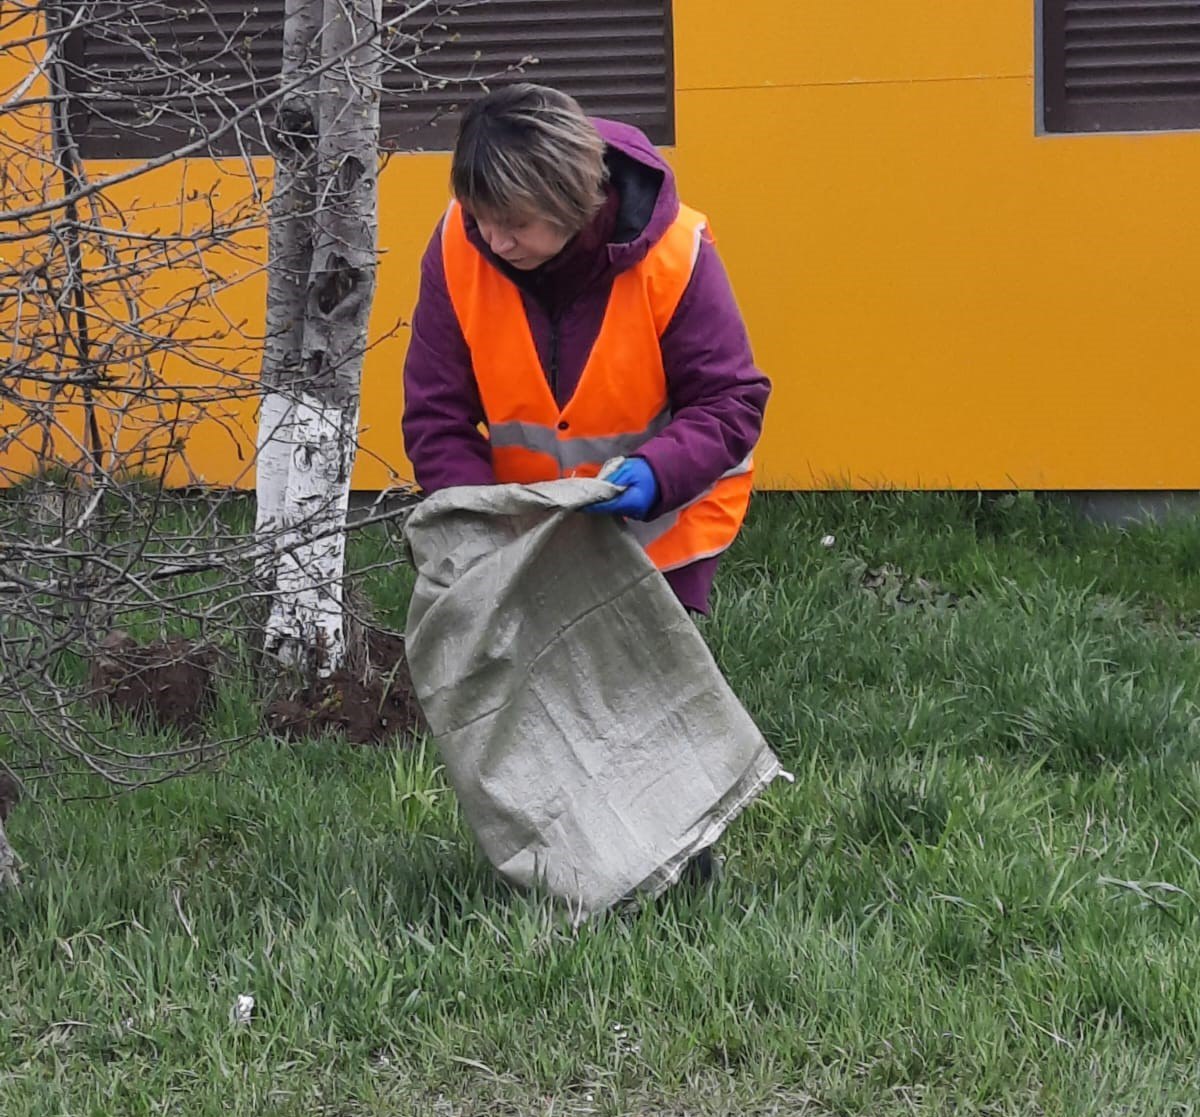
[473,209,572,270]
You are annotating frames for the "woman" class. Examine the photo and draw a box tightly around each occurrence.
[402,83,769,615]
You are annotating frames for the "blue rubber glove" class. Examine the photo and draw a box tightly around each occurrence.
[586,457,659,521]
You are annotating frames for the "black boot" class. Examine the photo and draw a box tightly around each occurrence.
[680,846,720,887]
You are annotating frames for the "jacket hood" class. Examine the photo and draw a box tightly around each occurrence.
[592,117,679,273]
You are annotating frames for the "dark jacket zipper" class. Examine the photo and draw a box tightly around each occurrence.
[548,315,561,404]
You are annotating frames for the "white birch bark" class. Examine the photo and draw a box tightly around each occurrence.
[257,0,321,584]
[263,0,381,673]
[0,818,18,889]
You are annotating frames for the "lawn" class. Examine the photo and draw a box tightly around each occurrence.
[3,491,1200,1116]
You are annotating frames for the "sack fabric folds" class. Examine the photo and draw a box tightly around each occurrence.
[403,479,785,915]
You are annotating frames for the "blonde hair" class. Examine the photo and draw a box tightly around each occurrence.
[451,84,608,233]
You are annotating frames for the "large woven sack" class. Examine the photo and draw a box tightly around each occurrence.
[403,478,786,915]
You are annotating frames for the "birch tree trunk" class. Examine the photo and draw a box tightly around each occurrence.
[263,0,382,673]
[0,818,17,889]
[257,0,321,585]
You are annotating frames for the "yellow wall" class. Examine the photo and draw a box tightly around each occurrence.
[673,3,1200,489]
[7,3,1200,489]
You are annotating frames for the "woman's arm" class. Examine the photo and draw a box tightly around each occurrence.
[633,236,770,514]
[401,226,497,491]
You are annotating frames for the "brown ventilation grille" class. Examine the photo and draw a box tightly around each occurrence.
[1043,0,1200,132]
[67,0,675,157]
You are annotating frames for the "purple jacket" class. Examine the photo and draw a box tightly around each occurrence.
[401,119,770,613]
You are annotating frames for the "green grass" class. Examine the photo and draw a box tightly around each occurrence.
[4,492,1200,1115]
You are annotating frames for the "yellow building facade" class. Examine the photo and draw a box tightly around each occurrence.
[4,3,1199,490]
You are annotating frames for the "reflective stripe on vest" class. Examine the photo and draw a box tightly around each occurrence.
[441,199,754,572]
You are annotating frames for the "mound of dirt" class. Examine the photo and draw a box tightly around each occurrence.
[88,631,218,733]
[264,629,425,746]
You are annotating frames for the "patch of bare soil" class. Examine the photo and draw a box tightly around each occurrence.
[88,630,218,733]
[264,628,425,746]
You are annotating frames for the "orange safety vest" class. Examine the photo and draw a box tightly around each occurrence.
[440,200,754,572]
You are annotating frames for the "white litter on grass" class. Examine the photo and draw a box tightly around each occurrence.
[820,534,836,548]
[231,993,255,1025]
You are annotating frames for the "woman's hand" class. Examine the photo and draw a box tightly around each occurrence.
[585,458,659,520]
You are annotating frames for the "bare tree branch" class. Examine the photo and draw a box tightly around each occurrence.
[0,0,451,233]
[0,0,475,825]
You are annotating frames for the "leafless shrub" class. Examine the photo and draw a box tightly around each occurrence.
[0,0,514,823]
